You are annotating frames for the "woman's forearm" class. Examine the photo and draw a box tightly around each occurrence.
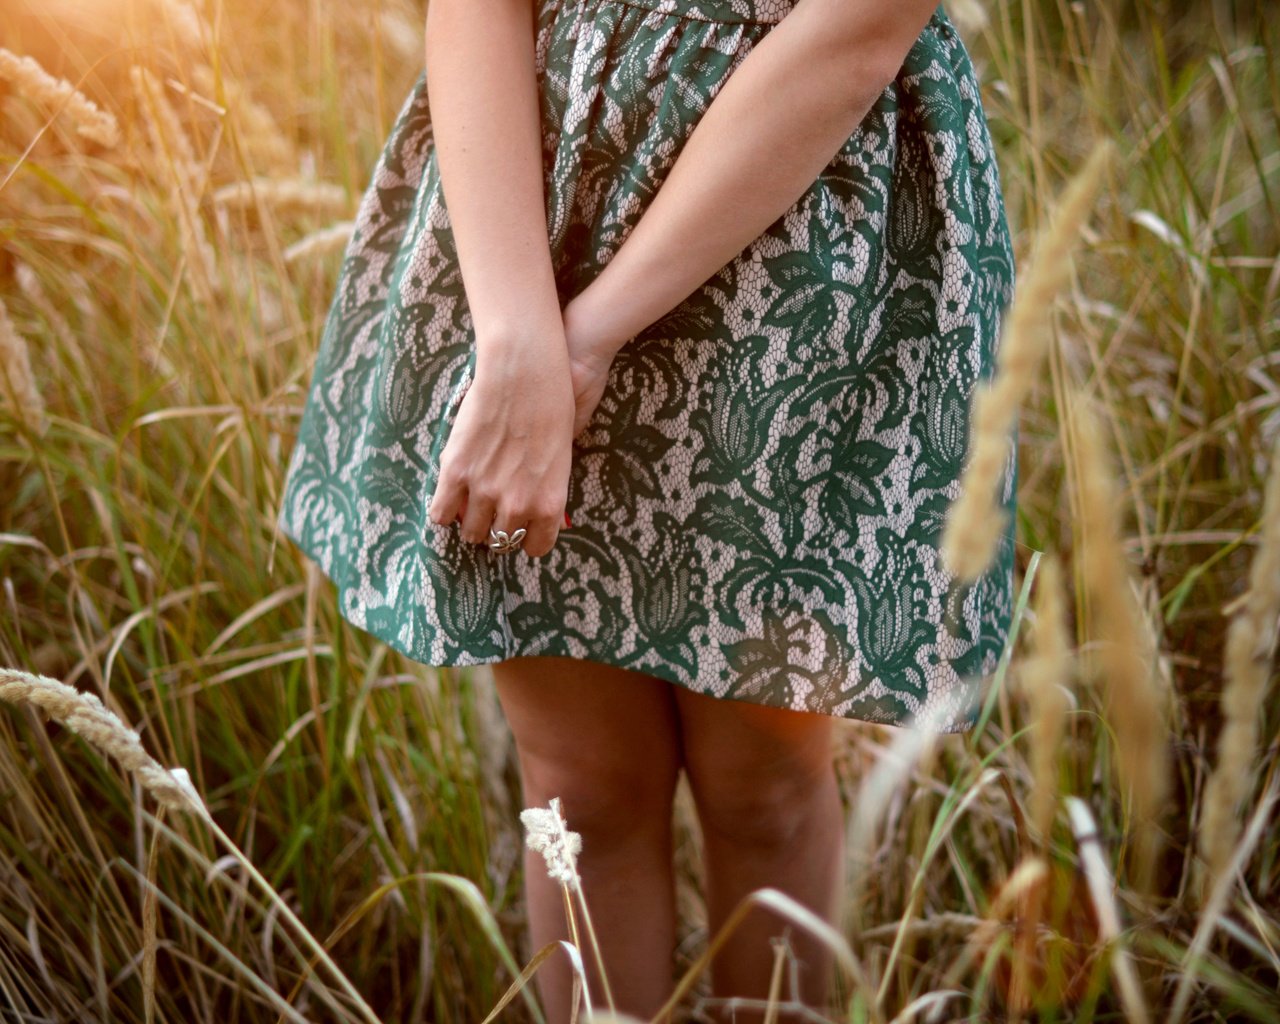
[425,0,563,362]
[565,0,941,360]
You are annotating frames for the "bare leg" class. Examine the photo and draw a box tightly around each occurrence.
[491,654,684,1023]
[672,686,845,1023]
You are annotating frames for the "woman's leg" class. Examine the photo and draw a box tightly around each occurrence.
[491,654,684,1023]
[671,686,845,1023]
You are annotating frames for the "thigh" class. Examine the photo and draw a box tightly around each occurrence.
[491,655,684,823]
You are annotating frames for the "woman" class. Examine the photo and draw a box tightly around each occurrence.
[276,0,1018,1019]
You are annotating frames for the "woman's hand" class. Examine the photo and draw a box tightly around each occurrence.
[428,338,577,558]
[563,295,622,440]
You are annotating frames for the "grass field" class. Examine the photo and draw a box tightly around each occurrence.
[0,0,1277,1020]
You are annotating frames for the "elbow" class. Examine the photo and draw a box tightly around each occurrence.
[851,48,905,103]
[821,43,902,122]
[820,0,943,107]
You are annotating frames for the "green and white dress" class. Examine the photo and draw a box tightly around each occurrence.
[276,0,1018,732]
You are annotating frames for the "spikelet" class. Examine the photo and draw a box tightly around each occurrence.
[0,666,383,1024]
[129,65,219,285]
[519,797,618,1014]
[520,797,583,890]
[0,296,50,438]
[0,48,120,148]
[14,264,75,353]
[1020,552,1073,844]
[130,66,200,182]
[380,7,425,61]
[1195,433,1280,903]
[213,178,349,216]
[284,221,356,265]
[947,0,990,37]
[1071,391,1170,894]
[150,0,209,52]
[0,667,205,816]
[191,64,295,175]
[942,138,1115,583]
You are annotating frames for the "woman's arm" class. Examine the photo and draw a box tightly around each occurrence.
[424,0,563,354]
[425,0,575,557]
[564,0,943,364]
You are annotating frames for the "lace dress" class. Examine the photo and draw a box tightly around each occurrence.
[276,0,1019,731]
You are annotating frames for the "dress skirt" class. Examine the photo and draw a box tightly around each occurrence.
[275,0,1019,732]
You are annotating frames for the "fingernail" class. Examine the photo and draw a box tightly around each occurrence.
[563,512,572,528]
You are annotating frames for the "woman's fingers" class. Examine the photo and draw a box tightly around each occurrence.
[427,471,463,528]
[477,489,564,557]
[458,488,499,545]
[517,499,565,558]
[433,491,570,556]
[430,460,570,555]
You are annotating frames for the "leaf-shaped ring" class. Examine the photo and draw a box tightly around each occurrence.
[487,526,527,554]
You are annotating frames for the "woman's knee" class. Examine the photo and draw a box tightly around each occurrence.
[491,656,684,847]
[674,693,839,848]
[689,764,839,849]
[517,747,680,851]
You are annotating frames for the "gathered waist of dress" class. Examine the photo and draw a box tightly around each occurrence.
[594,0,799,26]
[570,0,951,30]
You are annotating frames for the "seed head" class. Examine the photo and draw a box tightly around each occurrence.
[519,797,582,889]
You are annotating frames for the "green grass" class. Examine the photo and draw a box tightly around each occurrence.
[0,0,1277,1020]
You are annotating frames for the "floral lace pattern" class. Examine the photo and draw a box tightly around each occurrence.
[276,0,1018,731]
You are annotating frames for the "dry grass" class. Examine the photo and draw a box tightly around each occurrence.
[0,294,49,437]
[0,0,1276,1021]
[1194,432,1280,901]
[1019,550,1071,847]
[941,137,1113,584]
[1070,388,1172,894]
[0,47,121,148]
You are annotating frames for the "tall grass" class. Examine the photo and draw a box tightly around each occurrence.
[0,0,1276,1020]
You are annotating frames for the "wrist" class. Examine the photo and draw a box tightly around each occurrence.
[473,313,569,366]
[563,286,629,367]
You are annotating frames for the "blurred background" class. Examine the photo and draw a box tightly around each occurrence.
[0,0,1276,1021]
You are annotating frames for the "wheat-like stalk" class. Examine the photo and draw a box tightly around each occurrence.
[942,138,1115,583]
[1194,433,1280,902]
[520,797,617,1017]
[129,63,203,197]
[945,855,1047,1005]
[129,65,219,284]
[0,296,50,439]
[947,0,990,36]
[1072,392,1170,894]
[212,178,349,215]
[1020,552,1073,844]
[150,0,210,52]
[284,221,357,265]
[14,264,75,352]
[0,47,120,148]
[842,715,942,937]
[191,63,296,174]
[12,261,95,411]
[0,668,205,816]
[0,666,382,1024]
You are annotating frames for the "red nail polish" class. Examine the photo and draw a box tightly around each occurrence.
[563,512,572,528]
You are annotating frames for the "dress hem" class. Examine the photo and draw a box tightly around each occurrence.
[275,518,983,735]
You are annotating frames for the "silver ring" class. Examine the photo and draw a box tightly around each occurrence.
[488,526,527,554]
